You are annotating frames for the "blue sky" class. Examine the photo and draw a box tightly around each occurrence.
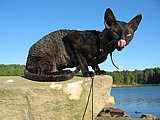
[0,0,160,72]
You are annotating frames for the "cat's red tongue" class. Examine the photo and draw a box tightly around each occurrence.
[118,39,126,48]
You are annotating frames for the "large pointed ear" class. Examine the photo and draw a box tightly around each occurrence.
[104,8,116,28]
[129,14,142,31]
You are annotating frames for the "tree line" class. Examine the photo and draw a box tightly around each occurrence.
[0,64,160,84]
[107,68,160,84]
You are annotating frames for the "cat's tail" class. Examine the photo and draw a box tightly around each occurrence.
[24,65,81,82]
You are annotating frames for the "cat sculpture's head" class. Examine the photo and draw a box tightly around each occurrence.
[103,8,142,51]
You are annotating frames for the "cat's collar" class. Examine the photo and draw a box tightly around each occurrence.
[98,33,104,52]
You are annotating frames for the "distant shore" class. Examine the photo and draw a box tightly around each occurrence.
[112,84,160,87]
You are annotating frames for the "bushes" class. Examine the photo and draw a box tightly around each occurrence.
[0,64,25,76]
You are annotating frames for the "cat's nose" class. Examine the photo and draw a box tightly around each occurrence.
[118,39,126,48]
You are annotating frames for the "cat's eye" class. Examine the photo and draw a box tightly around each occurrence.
[126,33,132,37]
[112,31,117,36]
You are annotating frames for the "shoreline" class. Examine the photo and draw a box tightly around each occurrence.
[112,84,160,87]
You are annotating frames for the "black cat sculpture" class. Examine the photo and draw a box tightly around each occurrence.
[24,8,142,81]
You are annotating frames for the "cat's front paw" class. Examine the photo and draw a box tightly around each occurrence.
[95,70,106,75]
[82,71,95,77]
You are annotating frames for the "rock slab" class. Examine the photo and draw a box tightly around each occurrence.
[96,107,130,119]
[140,114,160,120]
[0,75,115,120]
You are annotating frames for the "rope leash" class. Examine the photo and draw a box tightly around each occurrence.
[82,74,94,120]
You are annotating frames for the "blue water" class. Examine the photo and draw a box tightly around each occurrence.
[111,86,160,118]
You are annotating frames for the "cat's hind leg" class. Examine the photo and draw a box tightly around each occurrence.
[38,58,54,75]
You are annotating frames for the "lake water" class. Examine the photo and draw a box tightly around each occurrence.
[111,86,160,118]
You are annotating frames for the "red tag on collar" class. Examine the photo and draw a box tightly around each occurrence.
[99,49,104,52]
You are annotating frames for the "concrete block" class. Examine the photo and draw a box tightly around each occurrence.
[0,75,115,120]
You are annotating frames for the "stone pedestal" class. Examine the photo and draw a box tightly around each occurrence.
[0,75,115,120]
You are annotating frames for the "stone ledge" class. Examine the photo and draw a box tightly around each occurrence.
[0,75,115,120]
